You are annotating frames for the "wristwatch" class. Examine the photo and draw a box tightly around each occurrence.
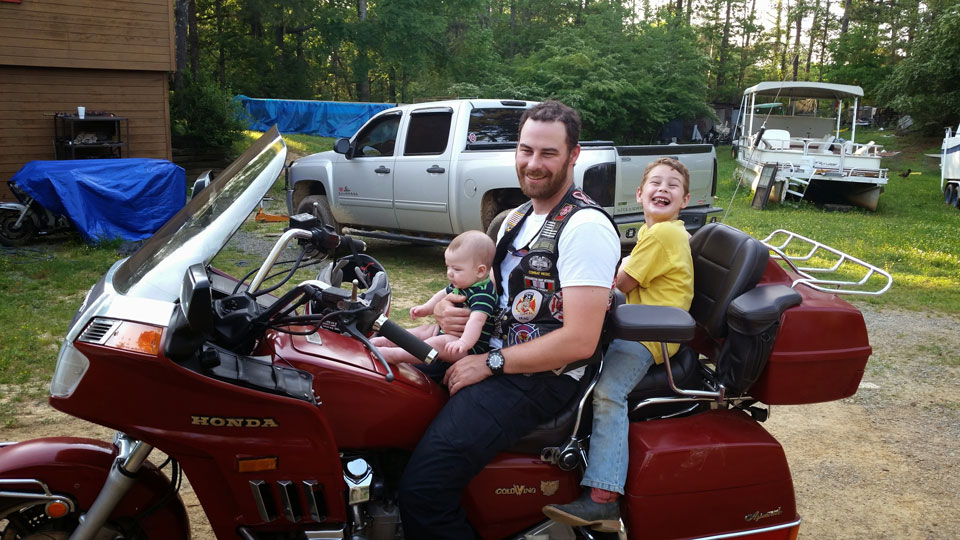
[486,349,505,375]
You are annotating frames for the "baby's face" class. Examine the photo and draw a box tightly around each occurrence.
[445,248,485,289]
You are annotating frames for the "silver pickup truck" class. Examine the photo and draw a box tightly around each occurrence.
[285,99,721,247]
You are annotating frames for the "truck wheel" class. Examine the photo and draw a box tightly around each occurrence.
[486,209,512,242]
[0,209,37,247]
[297,195,339,233]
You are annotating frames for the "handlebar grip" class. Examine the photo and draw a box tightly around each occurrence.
[375,316,438,364]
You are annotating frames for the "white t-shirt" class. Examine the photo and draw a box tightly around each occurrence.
[491,204,620,378]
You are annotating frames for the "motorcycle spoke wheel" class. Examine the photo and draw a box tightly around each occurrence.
[0,210,37,247]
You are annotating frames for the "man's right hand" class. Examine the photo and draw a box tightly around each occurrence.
[434,292,471,335]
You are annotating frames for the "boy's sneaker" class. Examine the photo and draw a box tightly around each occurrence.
[542,491,621,533]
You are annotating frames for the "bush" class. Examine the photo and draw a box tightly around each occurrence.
[170,73,247,149]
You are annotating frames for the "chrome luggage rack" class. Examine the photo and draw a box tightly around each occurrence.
[761,229,893,296]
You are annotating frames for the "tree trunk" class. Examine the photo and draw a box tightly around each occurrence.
[717,0,733,90]
[738,0,758,89]
[355,0,370,102]
[216,0,225,89]
[792,0,802,81]
[187,0,199,77]
[840,0,851,35]
[819,0,830,81]
[805,0,819,76]
[174,0,187,91]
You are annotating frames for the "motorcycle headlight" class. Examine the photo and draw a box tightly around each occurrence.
[50,341,89,398]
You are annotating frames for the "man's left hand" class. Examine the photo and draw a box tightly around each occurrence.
[443,353,491,395]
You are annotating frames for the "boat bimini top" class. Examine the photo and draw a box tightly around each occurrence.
[742,81,864,100]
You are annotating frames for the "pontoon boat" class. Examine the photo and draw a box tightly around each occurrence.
[734,81,887,211]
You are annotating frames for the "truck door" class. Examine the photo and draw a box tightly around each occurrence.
[393,107,454,234]
[333,111,402,229]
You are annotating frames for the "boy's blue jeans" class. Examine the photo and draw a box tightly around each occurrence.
[581,338,655,494]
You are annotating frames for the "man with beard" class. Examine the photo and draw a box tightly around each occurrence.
[398,100,620,539]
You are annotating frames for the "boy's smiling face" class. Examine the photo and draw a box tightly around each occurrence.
[638,164,691,226]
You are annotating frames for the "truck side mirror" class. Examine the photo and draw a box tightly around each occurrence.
[334,138,352,157]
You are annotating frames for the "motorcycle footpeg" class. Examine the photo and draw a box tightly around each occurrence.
[540,446,560,465]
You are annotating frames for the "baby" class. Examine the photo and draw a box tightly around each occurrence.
[373,230,497,366]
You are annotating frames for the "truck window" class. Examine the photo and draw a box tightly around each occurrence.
[467,108,525,143]
[404,111,453,155]
[355,113,401,157]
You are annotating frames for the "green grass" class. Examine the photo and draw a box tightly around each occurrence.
[716,127,960,312]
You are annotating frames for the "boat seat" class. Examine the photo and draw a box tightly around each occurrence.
[761,129,791,150]
[816,135,836,154]
[854,141,876,156]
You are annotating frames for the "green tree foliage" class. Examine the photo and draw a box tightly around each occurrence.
[170,73,246,149]
[879,5,960,132]
[172,0,956,142]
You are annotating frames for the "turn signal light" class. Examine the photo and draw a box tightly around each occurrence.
[238,456,279,473]
[102,322,163,355]
[45,500,70,518]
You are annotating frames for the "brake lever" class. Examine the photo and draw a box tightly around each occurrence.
[344,322,394,383]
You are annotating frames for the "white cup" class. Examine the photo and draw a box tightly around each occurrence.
[78,106,85,119]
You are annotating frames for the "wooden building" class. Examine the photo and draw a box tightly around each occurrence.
[0,0,175,201]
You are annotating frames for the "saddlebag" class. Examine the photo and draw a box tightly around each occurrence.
[717,285,801,396]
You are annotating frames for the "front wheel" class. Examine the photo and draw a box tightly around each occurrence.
[296,195,340,233]
[0,209,37,247]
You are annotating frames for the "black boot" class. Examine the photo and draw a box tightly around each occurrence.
[542,490,621,533]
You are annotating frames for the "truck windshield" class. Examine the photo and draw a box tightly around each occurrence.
[467,108,525,144]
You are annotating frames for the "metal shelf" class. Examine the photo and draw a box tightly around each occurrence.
[54,114,129,160]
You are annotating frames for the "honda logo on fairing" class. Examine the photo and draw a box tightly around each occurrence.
[191,416,279,428]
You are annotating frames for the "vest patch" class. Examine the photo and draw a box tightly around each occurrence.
[511,289,542,322]
[507,323,541,346]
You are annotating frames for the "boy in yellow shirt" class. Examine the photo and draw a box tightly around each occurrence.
[543,157,694,532]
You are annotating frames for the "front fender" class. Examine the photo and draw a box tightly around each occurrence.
[0,437,190,539]
[287,152,335,214]
[0,202,27,213]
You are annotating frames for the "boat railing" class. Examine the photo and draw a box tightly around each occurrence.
[761,229,892,296]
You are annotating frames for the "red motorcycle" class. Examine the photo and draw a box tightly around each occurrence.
[0,129,891,540]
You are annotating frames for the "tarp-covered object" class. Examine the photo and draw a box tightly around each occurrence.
[235,96,395,138]
[10,159,186,243]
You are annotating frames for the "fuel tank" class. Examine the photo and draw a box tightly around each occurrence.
[274,329,448,449]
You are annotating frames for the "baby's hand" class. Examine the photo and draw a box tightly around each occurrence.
[410,305,427,319]
[445,340,468,356]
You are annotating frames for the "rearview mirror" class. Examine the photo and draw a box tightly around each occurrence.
[333,138,351,156]
[180,264,213,334]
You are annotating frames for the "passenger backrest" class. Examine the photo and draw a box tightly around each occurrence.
[688,223,769,340]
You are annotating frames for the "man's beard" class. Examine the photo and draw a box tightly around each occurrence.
[517,154,573,200]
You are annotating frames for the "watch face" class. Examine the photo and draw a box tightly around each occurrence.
[488,351,504,371]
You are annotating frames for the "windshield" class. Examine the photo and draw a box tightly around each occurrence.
[113,128,287,301]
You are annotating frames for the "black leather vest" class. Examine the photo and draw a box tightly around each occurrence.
[493,186,617,359]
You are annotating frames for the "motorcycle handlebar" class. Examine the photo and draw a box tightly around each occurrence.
[309,227,366,254]
[374,315,438,365]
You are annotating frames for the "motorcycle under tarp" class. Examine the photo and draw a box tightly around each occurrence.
[9,158,186,243]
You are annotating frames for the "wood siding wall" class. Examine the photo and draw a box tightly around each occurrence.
[0,66,172,200]
[0,0,175,72]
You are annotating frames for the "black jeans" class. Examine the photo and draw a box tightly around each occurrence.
[398,372,579,539]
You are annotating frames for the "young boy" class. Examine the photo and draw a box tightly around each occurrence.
[542,157,694,532]
[372,229,497,366]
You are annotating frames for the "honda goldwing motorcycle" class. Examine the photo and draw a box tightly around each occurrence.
[0,128,891,539]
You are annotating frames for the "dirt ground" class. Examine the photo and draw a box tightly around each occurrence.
[2,305,958,539]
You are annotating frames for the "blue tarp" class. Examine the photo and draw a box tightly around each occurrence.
[10,159,186,244]
[234,96,395,138]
